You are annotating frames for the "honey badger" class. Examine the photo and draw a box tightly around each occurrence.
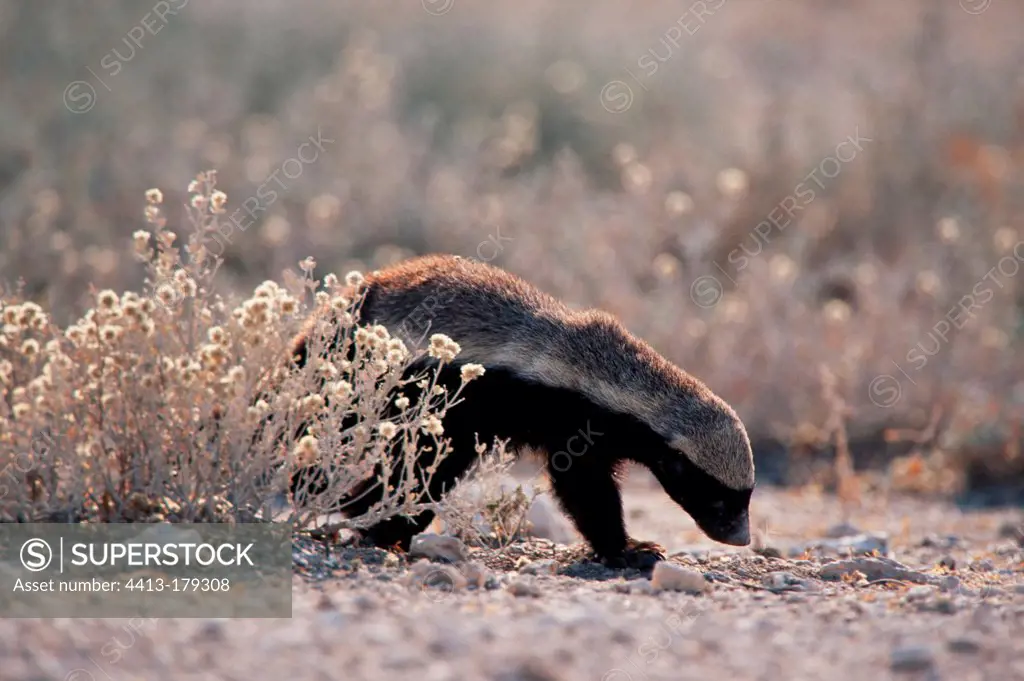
[287,254,755,569]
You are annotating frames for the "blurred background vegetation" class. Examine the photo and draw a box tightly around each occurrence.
[2,0,1023,504]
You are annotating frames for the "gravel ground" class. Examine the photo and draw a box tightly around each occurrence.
[3,473,1023,681]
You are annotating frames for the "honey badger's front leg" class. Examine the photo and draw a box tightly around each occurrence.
[544,455,665,570]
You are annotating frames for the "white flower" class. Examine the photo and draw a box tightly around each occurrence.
[420,415,444,437]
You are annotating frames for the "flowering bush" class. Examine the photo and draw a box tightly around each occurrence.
[0,173,492,531]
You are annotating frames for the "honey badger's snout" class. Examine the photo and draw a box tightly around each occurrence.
[701,507,750,546]
[685,492,753,547]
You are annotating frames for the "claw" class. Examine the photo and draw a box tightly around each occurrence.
[597,538,666,571]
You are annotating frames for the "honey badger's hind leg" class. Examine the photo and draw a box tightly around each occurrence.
[340,360,493,552]
[349,428,483,552]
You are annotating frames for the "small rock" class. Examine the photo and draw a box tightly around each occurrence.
[796,532,889,557]
[650,563,709,594]
[938,575,962,593]
[507,578,542,598]
[938,555,957,570]
[970,558,995,573]
[762,571,810,593]
[408,533,469,564]
[409,561,468,593]
[518,559,559,576]
[819,557,932,584]
[905,585,934,601]
[461,561,491,588]
[752,545,784,559]
[890,645,935,672]
[614,578,654,595]
[382,552,401,568]
[947,636,982,653]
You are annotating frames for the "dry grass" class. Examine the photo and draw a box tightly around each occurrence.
[1,0,1023,507]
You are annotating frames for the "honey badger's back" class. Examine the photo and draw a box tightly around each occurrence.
[358,254,714,441]
[362,254,568,360]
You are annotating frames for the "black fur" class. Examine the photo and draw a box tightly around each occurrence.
[288,350,749,568]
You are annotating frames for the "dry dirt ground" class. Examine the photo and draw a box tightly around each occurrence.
[2,472,1022,681]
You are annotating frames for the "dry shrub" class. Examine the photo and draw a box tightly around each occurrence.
[0,172,496,532]
[431,441,542,548]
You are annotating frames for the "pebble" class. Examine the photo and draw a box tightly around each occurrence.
[970,558,995,572]
[650,563,709,594]
[890,644,935,672]
[519,559,559,576]
[409,561,468,593]
[613,579,654,595]
[819,557,931,584]
[704,570,732,583]
[408,533,470,564]
[905,586,934,601]
[947,636,983,653]
[938,575,961,593]
[461,561,492,588]
[762,571,810,593]
[507,579,543,598]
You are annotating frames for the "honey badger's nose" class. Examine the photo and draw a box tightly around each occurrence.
[720,523,750,546]
[703,507,750,546]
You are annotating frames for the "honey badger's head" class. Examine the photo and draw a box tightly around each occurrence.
[647,392,755,546]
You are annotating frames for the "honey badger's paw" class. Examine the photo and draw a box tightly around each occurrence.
[598,538,666,570]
